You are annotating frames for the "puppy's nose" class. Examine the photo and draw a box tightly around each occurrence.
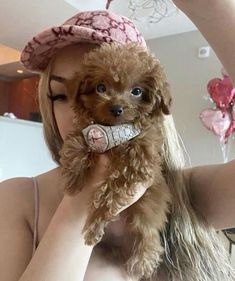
[110,105,123,117]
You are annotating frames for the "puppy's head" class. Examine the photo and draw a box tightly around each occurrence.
[67,43,171,128]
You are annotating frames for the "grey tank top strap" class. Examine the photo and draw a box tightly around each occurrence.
[32,177,39,257]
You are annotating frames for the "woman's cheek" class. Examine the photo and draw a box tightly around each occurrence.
[54,104,74,141]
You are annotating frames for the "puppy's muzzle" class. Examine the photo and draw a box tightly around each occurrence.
[110,105,123,117]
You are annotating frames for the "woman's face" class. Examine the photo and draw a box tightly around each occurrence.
[49,43,96,140]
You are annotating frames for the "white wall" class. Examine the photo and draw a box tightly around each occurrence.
[147,30,235,167]
[0,117,56,181]
[232,244,235,268]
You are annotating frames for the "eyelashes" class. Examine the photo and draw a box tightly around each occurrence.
[47,94,67,102]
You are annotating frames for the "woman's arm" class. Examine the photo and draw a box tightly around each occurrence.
[173,0,235,83]
[0,156,107,281]
[0,177,93,281]
[0,177,96,281]
[18,155,111,281]
[186,160,235,230]
[173,0,235,230]
[0,155,146,281]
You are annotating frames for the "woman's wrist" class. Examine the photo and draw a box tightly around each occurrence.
[60,191,92,231]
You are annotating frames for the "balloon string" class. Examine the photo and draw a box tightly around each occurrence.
[106,0,113,9]
[225,120,235,139]
[220,139,230,163]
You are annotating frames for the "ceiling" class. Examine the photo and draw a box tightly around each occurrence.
[0,0,197,79]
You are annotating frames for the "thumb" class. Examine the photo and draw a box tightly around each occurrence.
[118,182,150,213]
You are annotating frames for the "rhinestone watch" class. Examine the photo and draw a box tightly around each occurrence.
[82,123,141,153]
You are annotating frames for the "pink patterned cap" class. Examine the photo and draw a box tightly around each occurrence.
[21,10,146,72]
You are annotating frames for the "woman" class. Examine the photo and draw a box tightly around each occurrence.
[0,1,234,281]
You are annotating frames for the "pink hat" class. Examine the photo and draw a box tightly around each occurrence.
[21,10,146,72]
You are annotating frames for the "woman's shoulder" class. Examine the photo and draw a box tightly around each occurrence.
[0,168,61,229]
[0,177,35,218]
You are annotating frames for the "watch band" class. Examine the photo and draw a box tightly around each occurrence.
[82,123,141,153]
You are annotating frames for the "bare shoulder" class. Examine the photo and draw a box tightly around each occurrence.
[0,167,62,233]
[0,177,35,220]
[0,167,62,231]
[0,170,62,280]
[0,177,36,280]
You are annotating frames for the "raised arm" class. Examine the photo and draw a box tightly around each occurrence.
[173,0,235,83]
[186,160,235,230]
[173,0,235,230]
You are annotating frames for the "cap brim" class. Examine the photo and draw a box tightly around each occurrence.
[20,25,120,72]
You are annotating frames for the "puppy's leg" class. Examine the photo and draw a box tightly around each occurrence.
[125,182,171,279]
[82,179,121,245]
[82,157,156,246]
[82,177,146,245]
[82,171,137,245]
[60,133,91,195]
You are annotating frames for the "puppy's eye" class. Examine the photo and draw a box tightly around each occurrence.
[131,87,142,97]
[96,83,106,94]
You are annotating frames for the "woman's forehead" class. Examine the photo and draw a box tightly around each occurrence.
[51,43,97,78]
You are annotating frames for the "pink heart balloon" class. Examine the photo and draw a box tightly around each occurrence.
[207,77,234,109]
[200,108,232,142]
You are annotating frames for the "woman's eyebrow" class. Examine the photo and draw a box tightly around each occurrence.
[49,74,66,83]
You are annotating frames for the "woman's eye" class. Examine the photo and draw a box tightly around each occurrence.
[131,87,143,96]
[47,94,67,102]
[96,83,106,94]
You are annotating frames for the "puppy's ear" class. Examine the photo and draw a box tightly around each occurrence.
[145,54,172,116]
[157,81,172,115]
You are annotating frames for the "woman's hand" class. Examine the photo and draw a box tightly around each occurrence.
[77,154,149,208]
[64,154,149,229]
[87,154,150,247]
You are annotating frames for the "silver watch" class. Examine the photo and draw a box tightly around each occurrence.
[82,123,141,153]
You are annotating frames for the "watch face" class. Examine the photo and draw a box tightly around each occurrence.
[87,127,108,152]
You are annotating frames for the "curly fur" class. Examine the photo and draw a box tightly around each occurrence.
[59,43,234,280]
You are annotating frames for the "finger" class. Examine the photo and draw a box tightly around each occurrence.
[87,154,110,186]
[118,182,149,213]
[94,154,110,176]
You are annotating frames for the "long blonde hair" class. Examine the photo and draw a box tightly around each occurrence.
[160,115,234,281]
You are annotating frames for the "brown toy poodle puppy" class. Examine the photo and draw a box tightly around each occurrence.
[60,43,172,279]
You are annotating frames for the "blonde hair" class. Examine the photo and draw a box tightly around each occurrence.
[38,60,63,165]
[38,43,98,165]
[160,115,234,281]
